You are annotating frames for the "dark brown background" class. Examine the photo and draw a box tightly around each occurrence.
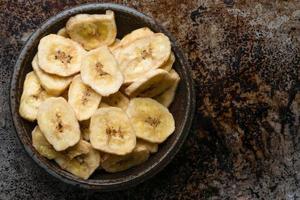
[0,0,300,199]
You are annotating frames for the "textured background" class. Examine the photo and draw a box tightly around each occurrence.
[1,0,300,199]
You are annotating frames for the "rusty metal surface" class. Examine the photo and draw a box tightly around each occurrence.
[0,0,300,199]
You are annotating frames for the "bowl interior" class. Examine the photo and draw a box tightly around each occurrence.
[10,4,194,190]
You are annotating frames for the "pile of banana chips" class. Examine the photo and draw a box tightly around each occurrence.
[19,10,180,179]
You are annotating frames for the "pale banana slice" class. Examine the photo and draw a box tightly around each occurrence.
[80,120,90,141]
[102,91,129,110]
[64,140,91,160]
[37,97,80,151]
[160,52,175,72]
[32,126,60,159]
[38,34,85,77]
[137,139,158,153]
[124,69,176,97]
[117,27,154,48]
[19,72,53,121]
[113,33,171,83]
[57,28,69,38]
[154,69,180,107]
[32,125,90,160]
[68,75,101,121]
[32,55,72,96]
[90,107,136,155]
[81,46,123,96]
[111,27,153,59]
[101,144,149,173]
[127,98,175,143]
[66,10,117,50]
[55,145,100,180]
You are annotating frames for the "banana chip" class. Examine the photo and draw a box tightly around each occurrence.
[127,98,175,143]
[55,144,100,180]
[64,140,91,160]
[101,144,149,173]
[117,27,154,48]
[68,75,101,121]
[19,72,53,121]
[102,91,129,110]
[137,139,158,153]
[113,33,171,84]
[38,34,85,77]
[90,107,136,155]
[66,10,117,50]
[37,97,81,151]
[32,55,72,96]
[33,126,89,160]
[81,46,123,96]
[154,69,180,107]
[57,28,70,38]
[125,69,176,97]
[160,52,175,72]
[32,126,60,159]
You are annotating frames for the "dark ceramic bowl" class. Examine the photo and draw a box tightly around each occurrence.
[10,3,195,191]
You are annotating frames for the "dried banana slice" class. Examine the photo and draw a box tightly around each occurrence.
[111,27,153,60]
[102,91,129,110]
[57,28,69,38]
[32,55,72,96]
[160,52,175,72]
[32,126,89,160]
[137,139,158,154]
[64,140,91,160]
[32,126,60,159]
[101,144,149,173]
[154,69,180,107]
[117,27,154,48]
[113,33,171,84]
[124,69,176,97]
[68,75,101,121]
[55,144,100,180]
[37,97,80,151]
[127,98,175,143]
[66,10,117,50]
[19,72,53,121]
[38,34,85,77]
[81,46,123,96]
[90,107,136,155]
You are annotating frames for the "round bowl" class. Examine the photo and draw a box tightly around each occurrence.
[10,3,195,191]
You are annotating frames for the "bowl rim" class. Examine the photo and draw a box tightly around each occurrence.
[9,3,195,191]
